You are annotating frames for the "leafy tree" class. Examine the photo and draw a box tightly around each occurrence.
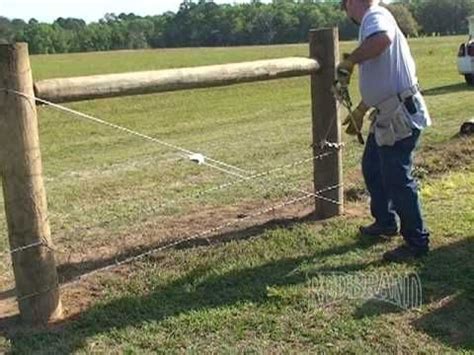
[387,3,420,37]
[19,22,57,53]
[54,17,86,31]
[414,0,474,35]
[0,17,13,43]
[2,0,471,54]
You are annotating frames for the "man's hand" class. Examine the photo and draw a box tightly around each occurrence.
[343,101,369,135]
[336,55,355,87]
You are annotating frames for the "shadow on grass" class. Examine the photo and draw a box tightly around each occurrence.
[422,83,474,96]
[57,211,318,283]
[354,238,474,351]
[0,217,380,353]
[413,238,474,350]
[0,211,318,292]
[4,213,471,352]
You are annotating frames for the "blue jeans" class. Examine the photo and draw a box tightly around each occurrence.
[362,129,429,250]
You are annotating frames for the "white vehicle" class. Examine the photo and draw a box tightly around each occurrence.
[457,15,474,85]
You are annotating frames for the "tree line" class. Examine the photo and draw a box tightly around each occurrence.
[0,0,472,55]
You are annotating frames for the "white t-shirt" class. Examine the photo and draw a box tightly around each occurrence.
[358,5,431,129]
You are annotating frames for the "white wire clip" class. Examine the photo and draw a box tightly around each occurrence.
[189,153,206,165]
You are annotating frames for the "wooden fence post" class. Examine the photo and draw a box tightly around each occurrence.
[309,28,344,219]
[0,43,63,324]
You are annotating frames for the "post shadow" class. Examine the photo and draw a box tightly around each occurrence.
[0,220,381,353]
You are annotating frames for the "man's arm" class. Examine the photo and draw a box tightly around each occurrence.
[336,32,392,87]
[348,32,392,64]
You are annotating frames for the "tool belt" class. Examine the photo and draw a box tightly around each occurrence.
[371,84,419,147]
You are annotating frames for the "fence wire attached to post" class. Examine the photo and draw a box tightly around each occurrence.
[0,36,347,320]
[1,88,251,180]
[14,182,343,303]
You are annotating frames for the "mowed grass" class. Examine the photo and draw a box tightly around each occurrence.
[0,36,473,352]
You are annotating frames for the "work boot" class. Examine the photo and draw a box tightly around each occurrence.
[359,222,398,238]
[383,244,429,263]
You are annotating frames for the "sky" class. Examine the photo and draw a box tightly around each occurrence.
[2,0,273,24]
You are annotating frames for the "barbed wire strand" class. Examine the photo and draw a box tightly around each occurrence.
[75,150,334,226]
[15,182,342,302]
[4,241,54,256]
[0,91,344,260]
[0,88,250,178]
[0,149,337,261]
[2,174,341,300]
[0,88,346,301]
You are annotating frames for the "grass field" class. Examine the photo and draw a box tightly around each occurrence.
[0,35,473,353]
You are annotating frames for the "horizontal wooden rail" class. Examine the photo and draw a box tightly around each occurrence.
[34,57,320,103]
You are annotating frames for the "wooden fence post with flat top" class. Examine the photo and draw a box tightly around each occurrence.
[309,28,344,219]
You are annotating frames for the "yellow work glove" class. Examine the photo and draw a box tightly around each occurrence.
[336,54,355,87]
[343,101,369,135]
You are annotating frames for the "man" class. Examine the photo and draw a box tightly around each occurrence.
[337,0,431,262]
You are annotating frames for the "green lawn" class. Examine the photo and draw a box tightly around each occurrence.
[0,35,473,353]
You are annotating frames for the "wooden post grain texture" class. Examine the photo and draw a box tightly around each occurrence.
[309,28,344,219]
[0,43,63,324]
[34,57,320,103]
